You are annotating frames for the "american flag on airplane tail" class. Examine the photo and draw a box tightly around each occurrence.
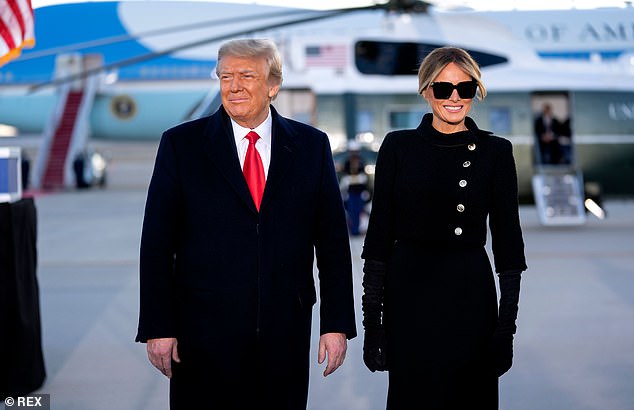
[0,0,35,67]
[305,44,347,69]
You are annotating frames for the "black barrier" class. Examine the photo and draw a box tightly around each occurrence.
[0,198,46,399]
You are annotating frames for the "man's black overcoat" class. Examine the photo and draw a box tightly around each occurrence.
[136,105,357,408]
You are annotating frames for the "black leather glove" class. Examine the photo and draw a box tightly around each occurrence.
[363,325,387,372]
[490,329,514,377]
[490,271,522,377]
[362,259,388,372]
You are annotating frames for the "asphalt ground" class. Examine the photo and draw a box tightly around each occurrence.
[2,138,633,410]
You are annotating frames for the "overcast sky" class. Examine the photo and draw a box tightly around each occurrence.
[31,0,631,11]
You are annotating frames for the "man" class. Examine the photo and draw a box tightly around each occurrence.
[135,39,357,409]
[339,141,370,236]
[534,103,561,165]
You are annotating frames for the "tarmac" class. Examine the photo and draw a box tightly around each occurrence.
[2,138,634,410]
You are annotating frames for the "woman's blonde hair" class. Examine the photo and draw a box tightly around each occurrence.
[417,46,486,100]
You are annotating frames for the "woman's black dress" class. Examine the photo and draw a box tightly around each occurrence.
[362,114,527,409]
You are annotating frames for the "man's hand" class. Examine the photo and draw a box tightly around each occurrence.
[147,337,180,378]
[318,332,347,377]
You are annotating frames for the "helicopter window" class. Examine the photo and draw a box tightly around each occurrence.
[489,107,512,134]
[389,109,425,129]
[354,41,508,75]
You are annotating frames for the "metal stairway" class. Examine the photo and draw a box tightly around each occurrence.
[32,53,100,190]
[532,169,586,226]
[41,90,84,190]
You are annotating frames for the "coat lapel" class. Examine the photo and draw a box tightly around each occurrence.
[202,107,257,212]
[260,106,296,211]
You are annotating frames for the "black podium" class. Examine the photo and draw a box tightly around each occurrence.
[0,198,46,399]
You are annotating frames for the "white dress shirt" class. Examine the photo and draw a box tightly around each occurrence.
[231,110,272,179]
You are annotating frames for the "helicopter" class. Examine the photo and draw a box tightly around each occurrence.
[0,0,632,207]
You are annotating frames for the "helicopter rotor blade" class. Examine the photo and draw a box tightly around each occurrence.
[18,7,333,62]
[27,1,433,92]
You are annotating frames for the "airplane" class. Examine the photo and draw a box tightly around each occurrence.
[0,0,633,210]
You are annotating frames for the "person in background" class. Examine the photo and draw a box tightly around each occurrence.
[534,103,561,164]
[339,141,370,236]
[136,38,356,409]
[556,116,572,165]
[20,151,30,190]
[361,46,527,409]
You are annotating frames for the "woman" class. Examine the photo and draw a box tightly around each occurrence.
[361,47,527,409]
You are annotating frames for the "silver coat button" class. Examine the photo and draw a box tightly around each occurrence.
[468,143,476,151]
[457,204,465,212]
[454,227,463,235]
[463,161,471,168]
[459,179,467,187]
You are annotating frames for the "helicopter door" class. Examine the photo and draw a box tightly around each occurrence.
[530,92,586,226]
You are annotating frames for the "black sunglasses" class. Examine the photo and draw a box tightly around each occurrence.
[429,80,477,100]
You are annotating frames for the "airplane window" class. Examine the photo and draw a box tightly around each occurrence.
[355,41,508,76]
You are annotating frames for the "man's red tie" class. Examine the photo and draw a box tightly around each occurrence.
[243,131,265,211]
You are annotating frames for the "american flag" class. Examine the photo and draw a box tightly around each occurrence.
[305,44,347,69]
[0,0,35,67]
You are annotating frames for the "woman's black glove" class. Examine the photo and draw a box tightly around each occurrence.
[364,324,387,372]
[362,259,388,372]
[490,271,522,377]
[490,329,514,377]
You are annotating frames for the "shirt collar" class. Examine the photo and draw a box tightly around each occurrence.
[231,108,272,147]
